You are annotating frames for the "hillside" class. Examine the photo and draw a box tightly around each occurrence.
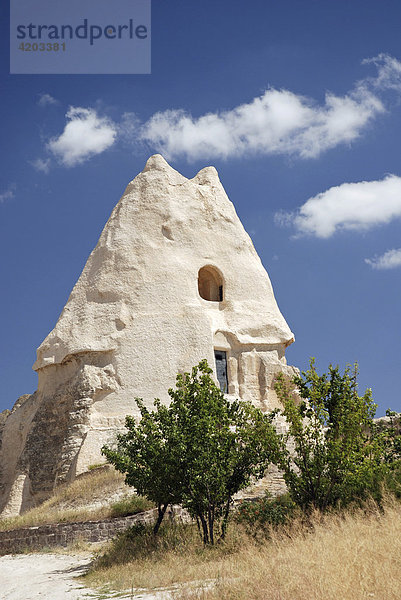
[0,466,152,531]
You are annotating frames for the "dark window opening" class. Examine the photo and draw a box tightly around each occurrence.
[198,266,224,302]
[214,350,228,393]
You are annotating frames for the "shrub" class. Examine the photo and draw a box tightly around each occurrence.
[235,493,296,536]
[274,359,387,512]
[109,494,154,518]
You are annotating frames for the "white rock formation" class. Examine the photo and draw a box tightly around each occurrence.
[0,155,296,516]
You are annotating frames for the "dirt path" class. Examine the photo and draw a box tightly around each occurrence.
[0,552,181,599]
[0,553,95,600]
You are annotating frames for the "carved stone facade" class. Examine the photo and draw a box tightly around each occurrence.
[0,155,296,517]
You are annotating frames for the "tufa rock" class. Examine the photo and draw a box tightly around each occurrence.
[0,155,296,516]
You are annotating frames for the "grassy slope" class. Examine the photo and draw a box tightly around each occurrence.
[84,497,401,600]
[0,467,153,531]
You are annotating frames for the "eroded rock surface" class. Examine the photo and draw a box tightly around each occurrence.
[0,155,296,516]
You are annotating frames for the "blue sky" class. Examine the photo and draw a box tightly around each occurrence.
[1,0,401,416]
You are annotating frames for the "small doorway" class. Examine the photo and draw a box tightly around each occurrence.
[214,350,228,393]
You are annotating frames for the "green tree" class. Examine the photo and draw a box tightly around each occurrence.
[274,359,386,512]
[102,398,183,534]
[102,360,280,544]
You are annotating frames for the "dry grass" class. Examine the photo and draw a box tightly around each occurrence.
[84,497,401,600]
[84,522,243,592]
[0,467,153,531]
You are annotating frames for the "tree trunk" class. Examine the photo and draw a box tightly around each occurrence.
[220,497,231,540]
[208,506,215,545]
[198,512,209,545]
[195,515,202,540]
[153,503,168,535]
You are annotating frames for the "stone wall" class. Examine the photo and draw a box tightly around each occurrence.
[0,507,183,556]
[0,485,289,556]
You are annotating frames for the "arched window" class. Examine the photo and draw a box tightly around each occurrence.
[198,266,223,302]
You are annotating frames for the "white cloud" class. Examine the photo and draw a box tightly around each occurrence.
[39,54,401,168]
[365,248,401,270]
[139,54,401,161]
[0,184,16,204]
[48,107,117,167]
[31,158,51,174]
[279,175,401,238]
[362,53,401,92]
[38,93,58,107]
